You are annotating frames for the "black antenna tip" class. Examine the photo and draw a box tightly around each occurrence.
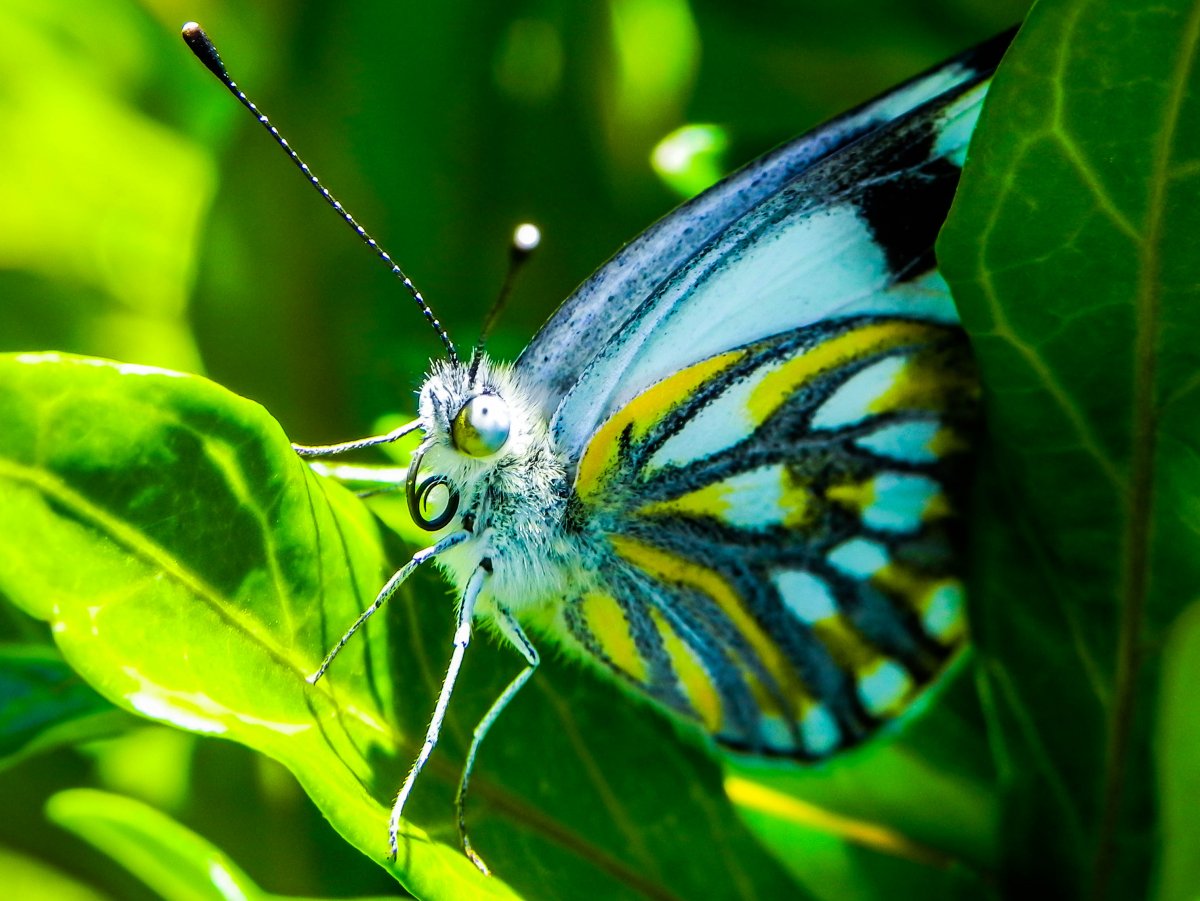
[181,22,228,80]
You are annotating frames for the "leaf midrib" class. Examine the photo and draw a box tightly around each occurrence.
[1093,4,1200,897]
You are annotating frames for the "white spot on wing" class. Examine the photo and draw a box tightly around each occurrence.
[861,472,940,533]
[646,464,803,531]
[810,354,908,429]
[719,466,788,529]
[800,703,841,756]
[923,581,965,640]
[855,420,941,463]
[828,538,889,578]
[758,714,796,753]
[857,660,913,716]
[774,570,838,623]
[646,363,774,471]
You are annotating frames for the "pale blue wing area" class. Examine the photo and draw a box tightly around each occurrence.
[513,30,1013,420]
[549,67,998,461]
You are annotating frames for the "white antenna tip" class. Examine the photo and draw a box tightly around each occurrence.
[513,223,541,253]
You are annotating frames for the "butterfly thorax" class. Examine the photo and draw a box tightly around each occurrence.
[414,355,589,617]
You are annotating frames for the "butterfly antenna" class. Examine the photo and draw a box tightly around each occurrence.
[468,223,540,381]
[180,22,458,363]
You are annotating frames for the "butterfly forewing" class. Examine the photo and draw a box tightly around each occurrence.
[549,77,993,463]
[515,30,1012,423]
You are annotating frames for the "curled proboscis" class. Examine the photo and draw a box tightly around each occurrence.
[406,452,460,530]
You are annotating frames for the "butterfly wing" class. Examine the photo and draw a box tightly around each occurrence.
[548,65,1001,462]
[526,33,1012,757]
[514,29,1012,422]
[558,314,975,755]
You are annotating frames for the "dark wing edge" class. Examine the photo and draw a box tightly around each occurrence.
[514,27,1016,412]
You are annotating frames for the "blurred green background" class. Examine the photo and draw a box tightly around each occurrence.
[0,0,1026,898]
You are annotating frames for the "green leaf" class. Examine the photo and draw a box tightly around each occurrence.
[0,353,511,901]
[0,352,806,901]
[0,843,110,901]
[651,124,730,198]
[938,2,1200,897]
[46,788,397,901]
[0,644,132,768]
[1155,602,1200,901]
[0,0,213,371]
[47,788,270,901]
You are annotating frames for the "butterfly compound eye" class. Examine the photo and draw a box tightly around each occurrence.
[451,394,511,457]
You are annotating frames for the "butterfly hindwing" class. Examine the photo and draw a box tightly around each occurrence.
[557,312,975,756]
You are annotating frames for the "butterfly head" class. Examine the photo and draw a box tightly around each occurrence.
[407,354,544,532]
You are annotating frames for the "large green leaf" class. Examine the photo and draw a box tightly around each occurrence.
[0,352,809,900]
[0,353,485,898]
[938,1,1200,897]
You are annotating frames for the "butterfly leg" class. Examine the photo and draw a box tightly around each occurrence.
[456,605,540,875]
[293,418,421,457]
[307,529,470,683]
[388,564,488,862]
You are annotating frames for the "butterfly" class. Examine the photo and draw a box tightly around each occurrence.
[184,23,1011,875]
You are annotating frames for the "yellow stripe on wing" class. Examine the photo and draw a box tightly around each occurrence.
[638,480,732,521]
[637,464,815,531]
[609,534,810,722]
[647,607,724,732]
[928,424,970,458]
[575,350,746,499]
[747,320,941,425]
[579,591,649,684]
[825,479,876,514]
[810,613,883,674]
